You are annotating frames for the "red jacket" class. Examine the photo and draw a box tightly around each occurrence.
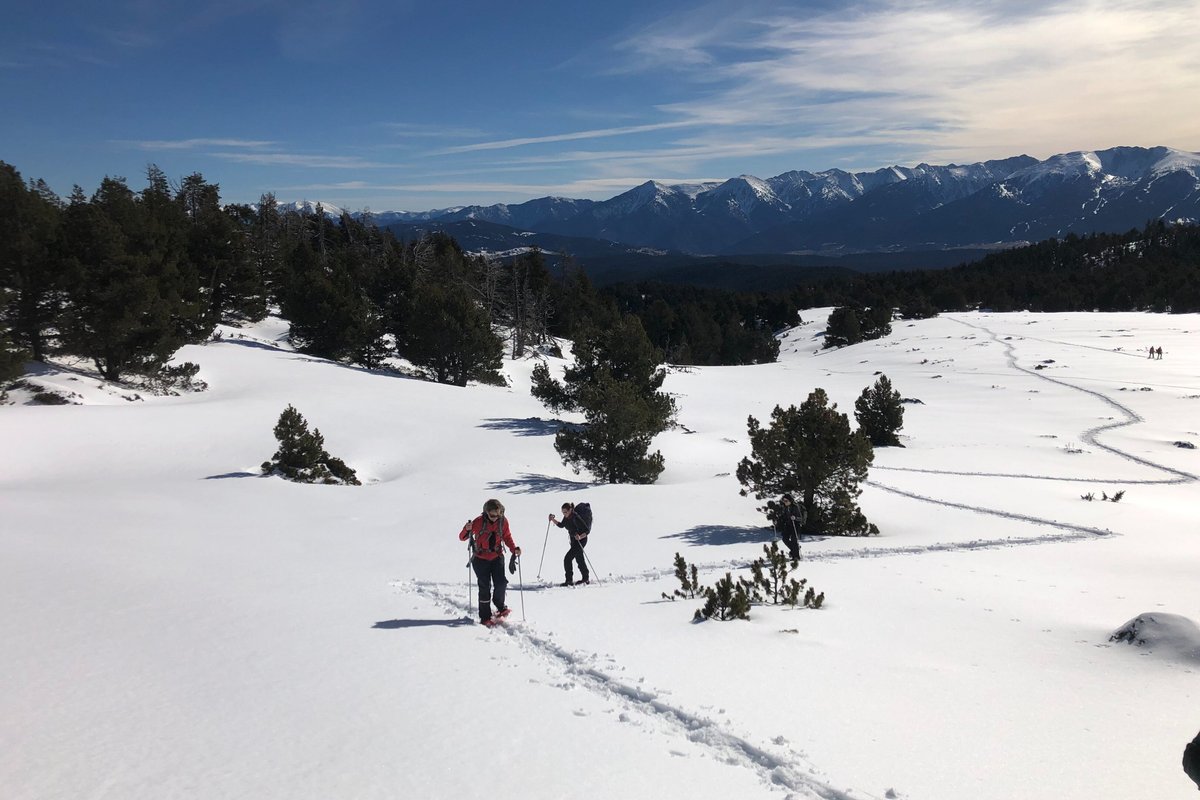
[459,515,517,561]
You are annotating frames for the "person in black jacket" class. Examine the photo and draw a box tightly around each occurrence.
[1184,730,1200,790]
[777,493,805,560]
[549,502,589,586]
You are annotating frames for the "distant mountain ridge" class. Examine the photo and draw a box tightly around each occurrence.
[302,146,1200,257]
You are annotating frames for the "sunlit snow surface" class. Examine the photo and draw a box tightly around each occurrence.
[3,310,1199,799]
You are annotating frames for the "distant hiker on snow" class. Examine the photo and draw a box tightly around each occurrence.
[776,493,805,560]
[459,499,520,626]
[549,502,590,586]
[1157,346,1164,360]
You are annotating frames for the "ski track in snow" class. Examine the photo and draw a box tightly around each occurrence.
[394,316,1195,800]
[857,317,1194,559]
[399,578,884,800]
[946,316,1196,483]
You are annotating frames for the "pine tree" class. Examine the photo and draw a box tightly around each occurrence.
[824,305,862,347]
[507,248,553,357]
[749,542,805,605]
[179,175,266,324]
[825,305,892,348]
[699,573,752,621]
[0,162,64,362]
[551,372,668,483]
[531,315,675,483]
[736,389,878,536]
[281,243,382,363]
[137,166,207,344]
[397,282,504,386]
[261,405,360,485]
[546,254,608,340]
[249,193,287,306]
[662,552,705,600]
[855,374,905,447]
[0,326,25,385]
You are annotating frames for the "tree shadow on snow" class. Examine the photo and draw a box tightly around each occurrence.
[216,337,287,353]
[661,524,775,546]
[479,417,561,437]
[204,471,262,480]
[373,617,475,630]
[487,473,593,494]
[285,354,422,382]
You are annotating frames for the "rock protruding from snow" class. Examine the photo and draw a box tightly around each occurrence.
[1109,613,1200,661]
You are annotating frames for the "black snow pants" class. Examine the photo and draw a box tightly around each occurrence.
[564,536,589,582]
[472,556,508,621]
[779,521,801,560]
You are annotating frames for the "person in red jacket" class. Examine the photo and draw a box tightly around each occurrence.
[459,498,521,626]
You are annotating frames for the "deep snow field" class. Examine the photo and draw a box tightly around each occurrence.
[3,309,1199,800]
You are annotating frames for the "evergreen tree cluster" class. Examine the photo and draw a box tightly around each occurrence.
[0,162,596,390]
[823,304,893,348]
[1,163,221,382]
[736,375,905,535]
[665,545,825,623]
[605,281,798,365]
[783,222,1200,316]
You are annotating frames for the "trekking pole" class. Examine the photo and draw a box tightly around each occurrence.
[465,547,473,614]
[581,544,600,585]
[536,518,551,580]
[464,523,475,616]
[516,555,526,621]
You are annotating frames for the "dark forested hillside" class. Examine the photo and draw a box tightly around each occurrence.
[838,222,1200,314]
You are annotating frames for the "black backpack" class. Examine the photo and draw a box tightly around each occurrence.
[574,502,593,533]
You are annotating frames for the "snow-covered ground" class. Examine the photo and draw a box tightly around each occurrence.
[3,310,1199,799]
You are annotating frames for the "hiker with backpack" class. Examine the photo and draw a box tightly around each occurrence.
[459,499,521,626]
[549,501,591,586]
[776,493,804,561]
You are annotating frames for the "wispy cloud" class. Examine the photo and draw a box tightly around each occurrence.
[9,41,112,70]
[210,152,391,169]
[382,123,490,139]
[433,121,703,154]
[129,138,278,151]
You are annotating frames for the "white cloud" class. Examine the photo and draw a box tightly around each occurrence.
[130,138,277,151]
[615,0,1200,164]
[382,123,491,139]
[433,121,702,154]
[210,152,390,169]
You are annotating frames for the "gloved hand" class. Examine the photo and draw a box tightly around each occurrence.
[548,513,556,522]
[508,553,518,574]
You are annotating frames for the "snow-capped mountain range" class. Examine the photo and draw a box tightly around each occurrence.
[304,146,1200,255]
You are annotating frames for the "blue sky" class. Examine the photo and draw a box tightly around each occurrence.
[3,0,1198,212]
